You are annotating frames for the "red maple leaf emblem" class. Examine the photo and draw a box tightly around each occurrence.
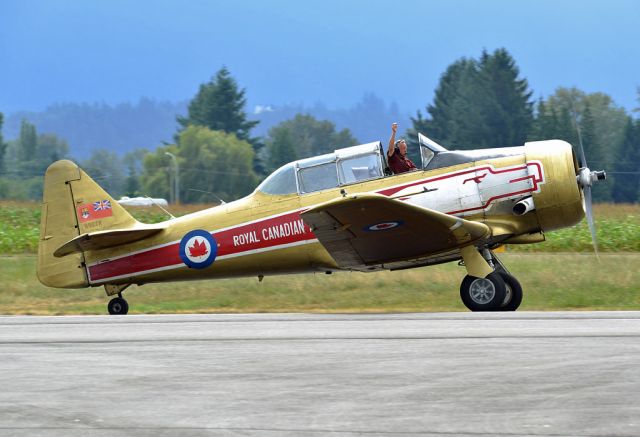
[188,239,208,257]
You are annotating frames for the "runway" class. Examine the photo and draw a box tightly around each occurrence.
[1,312,639,436]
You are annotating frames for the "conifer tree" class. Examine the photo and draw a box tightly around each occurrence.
[549,105,578,145]
[406,58,477,150]
[423,58,476,146]
[177,67,259,142]
[612,117,640,203]
[410,49,533,151]
[476,48,533,147]
[19,120,37,162]
[177,67,263,174]
[579,102,597,161]
[529,99,557,141]
[579,101,610,201]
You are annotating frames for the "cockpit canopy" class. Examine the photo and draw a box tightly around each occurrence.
[256,135,466,196]
[257,141,388,195]
[418,132,447,168]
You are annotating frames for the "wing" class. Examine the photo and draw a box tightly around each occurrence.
[53,224,165,257]
[301,193,490,269]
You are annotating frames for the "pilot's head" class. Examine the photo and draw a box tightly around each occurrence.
[395,139,408,156]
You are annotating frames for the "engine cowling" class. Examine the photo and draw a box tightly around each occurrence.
[525,140,584,232]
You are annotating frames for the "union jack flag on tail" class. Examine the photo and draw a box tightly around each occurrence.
[77,199,114,223]
[93,200,112,211]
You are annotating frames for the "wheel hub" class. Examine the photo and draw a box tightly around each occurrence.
[469,278,496,305]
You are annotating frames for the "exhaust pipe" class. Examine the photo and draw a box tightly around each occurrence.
[513,197,535,216]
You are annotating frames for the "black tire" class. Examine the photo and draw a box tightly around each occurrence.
[108,297,129,315]
[497,272,523,311]
[460,272,507,312]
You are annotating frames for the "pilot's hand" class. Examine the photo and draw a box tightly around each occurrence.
[391,122,398,133]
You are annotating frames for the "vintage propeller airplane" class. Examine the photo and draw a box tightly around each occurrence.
[37,130,605,314]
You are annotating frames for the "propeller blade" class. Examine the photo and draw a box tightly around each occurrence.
[571,99,588,168]
[572,99,603,259]
[583,185,600,259]
[576,133,588,169]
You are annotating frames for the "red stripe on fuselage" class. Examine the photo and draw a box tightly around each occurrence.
[88,210,316,282]
[88,243,181,281]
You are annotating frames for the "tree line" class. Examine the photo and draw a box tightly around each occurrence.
[0,49,638,203]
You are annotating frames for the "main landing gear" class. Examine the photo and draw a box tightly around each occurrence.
[459,247,523,312]
[108,294,129,315]
[105,284,130,315]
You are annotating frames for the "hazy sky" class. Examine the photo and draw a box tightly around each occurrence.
[1,0,639,114]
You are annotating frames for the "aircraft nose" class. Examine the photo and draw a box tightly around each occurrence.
[577,168,607,189]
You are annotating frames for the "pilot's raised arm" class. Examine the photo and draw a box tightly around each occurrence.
[386,122,417,174]
[387,122,398,158]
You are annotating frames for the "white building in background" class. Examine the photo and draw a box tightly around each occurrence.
[117,196,168,206]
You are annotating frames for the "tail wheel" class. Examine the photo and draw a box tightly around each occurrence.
[460,272,506,312]
[498,272,523,312]
[108,297,129,315]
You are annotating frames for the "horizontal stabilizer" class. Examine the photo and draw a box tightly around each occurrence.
[54,225,165,257]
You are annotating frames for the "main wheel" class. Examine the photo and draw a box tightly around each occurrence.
[108,297,129,315]
[497,272,523,311]
[460,272,507,312]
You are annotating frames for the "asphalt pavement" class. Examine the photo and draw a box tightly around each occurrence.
[1,312,639,436]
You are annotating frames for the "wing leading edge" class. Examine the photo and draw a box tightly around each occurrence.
[301,193,490,269]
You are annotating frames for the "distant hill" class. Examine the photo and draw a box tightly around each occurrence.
[5,99,188,158]
[4,94,412,158]
[252,93,411,147]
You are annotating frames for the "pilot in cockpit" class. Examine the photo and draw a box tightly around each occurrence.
[387,122,417,174]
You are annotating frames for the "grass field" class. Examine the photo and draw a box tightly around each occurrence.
[1,201,638,254]
[1,202,637,315]
[1,253,638,315]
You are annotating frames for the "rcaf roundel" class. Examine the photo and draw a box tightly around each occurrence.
[364,221,404,232]
[179,229,217,269]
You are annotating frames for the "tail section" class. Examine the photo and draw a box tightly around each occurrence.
[37,160,139,288]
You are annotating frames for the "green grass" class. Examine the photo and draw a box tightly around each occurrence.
[1,253,638,315]
[0,201,209,254]
[1,201,638,254]
[508,215,640,252]
[0,201,42,254]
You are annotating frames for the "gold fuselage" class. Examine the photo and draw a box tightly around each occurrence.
[75,140,582,289]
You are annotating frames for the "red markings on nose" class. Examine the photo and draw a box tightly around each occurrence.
[463,173,487,185]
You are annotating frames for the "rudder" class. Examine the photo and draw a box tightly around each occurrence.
[37,160,138,288]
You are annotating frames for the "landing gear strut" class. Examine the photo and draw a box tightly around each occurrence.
[108,293,129,315]
[104,284,131,315]
[459,247,523,312]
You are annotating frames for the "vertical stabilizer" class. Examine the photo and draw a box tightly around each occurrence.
[37,160,139,288]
